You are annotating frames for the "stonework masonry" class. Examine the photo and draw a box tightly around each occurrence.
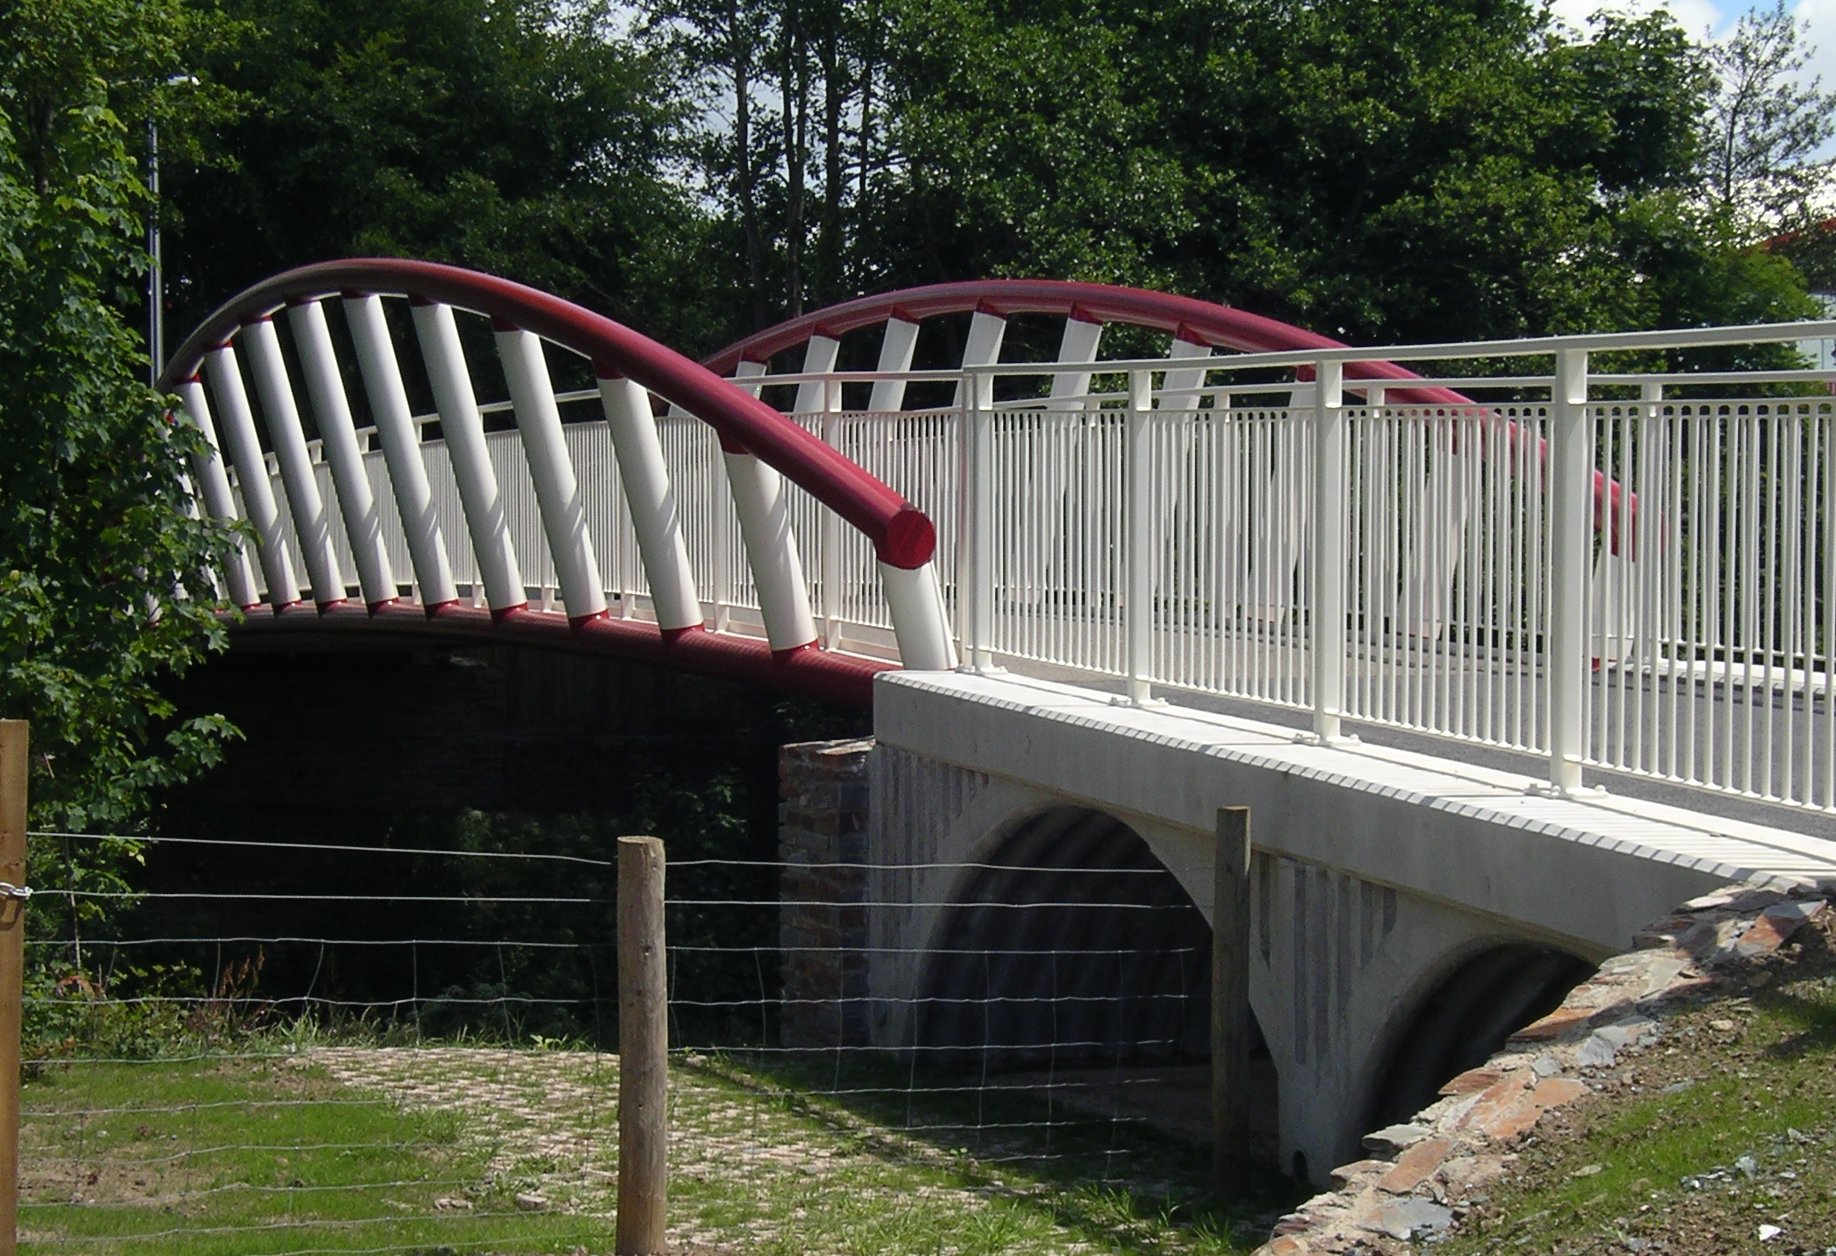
[1254,881,1834,1254]
[778,738,875,1048]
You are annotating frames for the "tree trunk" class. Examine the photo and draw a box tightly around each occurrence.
[730,0,768,328]
[816,10,845,306]
[780,0,806,318]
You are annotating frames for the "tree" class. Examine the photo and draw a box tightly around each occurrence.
[1703,0,1836,233]
[165,0,713,348]
[0,0,239,840]
[643,0,889,332]
[868,0,1194,296]
[853,0,1815,346]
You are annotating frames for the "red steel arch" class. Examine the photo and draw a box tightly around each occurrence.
[708,279,1630,551]
[702,278,1465,406]
[163,260,957,707]
[163,260,937,571]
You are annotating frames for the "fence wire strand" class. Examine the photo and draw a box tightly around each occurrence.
[19,826,1238,1254]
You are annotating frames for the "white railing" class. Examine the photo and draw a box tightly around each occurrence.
[741,323,1836,814]
[245,319,1836,812]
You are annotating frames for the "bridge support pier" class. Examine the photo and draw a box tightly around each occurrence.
[848,672,1772,1185]
[778,739,875,1049]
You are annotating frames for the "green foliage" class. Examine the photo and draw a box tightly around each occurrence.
[167,0,710,345]
[642,0,1822,345]
[873,0,1194,291]
[0,0,240,835]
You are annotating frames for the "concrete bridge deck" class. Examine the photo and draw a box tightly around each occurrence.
[867,668,1836,1176]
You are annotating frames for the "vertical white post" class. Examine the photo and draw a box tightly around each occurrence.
[868,318,920,412]
[714,351,816,652]
[203,344,301,608]
[1311,360,1346,739]
[963,370,996,671]
[243,317,347,606]
[496,326,607,622]
[287,300,397,608]
[412,301,526,614]
[1047,318,1105,406]
[598,376,701,632]
[343,295,457,608]
[713,361,768,631]
[174,378,261,609]
[1126,369,1155,704]
[1549,348,1592,792]
[820,374,843,647]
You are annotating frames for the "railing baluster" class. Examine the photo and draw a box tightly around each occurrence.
[1310,360,1346,739]
[964,370,996,672]
[1548,348,1591,792]
[1125,369,1154,705]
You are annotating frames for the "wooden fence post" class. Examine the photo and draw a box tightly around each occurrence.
[616,835,666,1255]
[0,721,28,1256]
[1211,805,1251,1195]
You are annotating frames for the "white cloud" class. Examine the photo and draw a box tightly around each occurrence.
[1793,0,1836,97]
[1545,0,1729,39]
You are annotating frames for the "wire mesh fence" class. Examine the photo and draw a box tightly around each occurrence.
[16,822,1284,1254]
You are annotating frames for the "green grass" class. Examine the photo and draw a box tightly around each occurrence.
[21,1055,606,1254]
[21,1045,1300,1254]
[664,1051,1294,1254]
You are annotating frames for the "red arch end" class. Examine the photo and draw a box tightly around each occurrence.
[877,506,937,570]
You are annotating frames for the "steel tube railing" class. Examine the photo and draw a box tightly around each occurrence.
[923,322,1833,812]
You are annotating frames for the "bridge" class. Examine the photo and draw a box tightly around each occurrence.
[160,260,1836,1180]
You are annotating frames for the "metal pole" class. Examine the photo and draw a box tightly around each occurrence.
[1311,360,1346,739]
[616,835,667,1255]
[145,76,196,388]
[1548,348,1592,792]
[1126,369,1154,704]
[1211,805,1252,1195]
[0,721,29,1256]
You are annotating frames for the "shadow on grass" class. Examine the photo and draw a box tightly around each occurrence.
[682,1048,1302,1254]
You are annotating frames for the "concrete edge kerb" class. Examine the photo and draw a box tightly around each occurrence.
[877,672,1816,941]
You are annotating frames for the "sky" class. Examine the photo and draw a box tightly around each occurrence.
[1545,0,1836,160]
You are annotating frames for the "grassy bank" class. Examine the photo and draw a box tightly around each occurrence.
[1440,911,1836,1255]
